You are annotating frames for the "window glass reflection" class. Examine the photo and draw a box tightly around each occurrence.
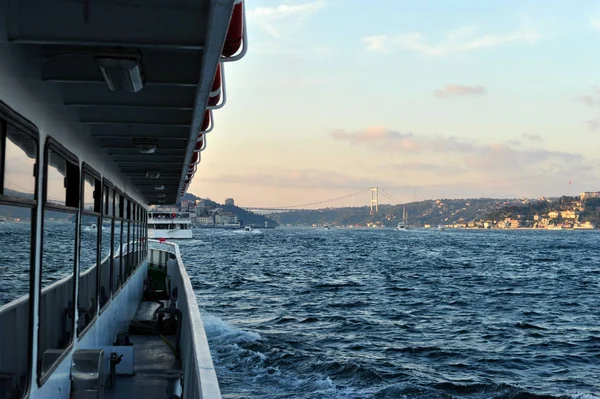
[46,150,67,206]
[4,124,36,198]
[83,174,95,212]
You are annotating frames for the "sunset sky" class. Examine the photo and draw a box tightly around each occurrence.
[193,0,600,208]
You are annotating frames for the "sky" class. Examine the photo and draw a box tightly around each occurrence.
[188,0,600,208]
[5,1,600,208]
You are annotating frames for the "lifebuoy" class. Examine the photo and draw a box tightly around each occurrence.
[223,0,243,57]
[208,64,222,106]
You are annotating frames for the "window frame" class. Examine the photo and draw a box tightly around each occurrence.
[38,137,80,385]
[77,164,102,339]
[99,179,115,313]
[0,101,40,399]
[112,189,125,296]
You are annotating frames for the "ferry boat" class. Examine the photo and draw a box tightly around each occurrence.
[0,1,247,398]
[148,211,193,239]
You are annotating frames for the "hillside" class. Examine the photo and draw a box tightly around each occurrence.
[181,193,279,227]
[270,198,518,227]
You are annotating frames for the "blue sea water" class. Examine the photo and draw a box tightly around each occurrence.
[2,224,600,398]
[179,228,600,399]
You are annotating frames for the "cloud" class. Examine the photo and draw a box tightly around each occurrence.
[522,133,542,141]
[362,25,540,56]
[203,169,391,190]
[332,126,594,181]
[383,161,467,176]
[576,94,597,107]
[574,87,600,108]
[464,143,587,176]
[248,1,325,38]
[434,84,486,98]
[331,126,413,142]
[330,126,474,153]
[387,161,447,171]
[591,18,600,31]
[585,119,600,131]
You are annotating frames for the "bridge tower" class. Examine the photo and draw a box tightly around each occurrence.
[370,187,379,214]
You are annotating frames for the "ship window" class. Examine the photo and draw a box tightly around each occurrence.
[115,194,122,219]
[0,108,38,399]
[39,142,79,383]
[0,204,33,399]
[99,214,112,310]
[112,219,122,295]
[124,220,131,279]
[136,221,141,269]
[45,150,66,206]
[39,209,76,381]
[3,124,36,198]
[104,186,113,217]
[77,170,100,337]
[82,173,97,212]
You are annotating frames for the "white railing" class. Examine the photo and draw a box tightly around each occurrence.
[148,239,221,399]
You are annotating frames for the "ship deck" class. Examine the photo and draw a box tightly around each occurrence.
[104,301,181,399]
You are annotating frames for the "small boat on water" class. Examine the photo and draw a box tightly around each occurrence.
[397,207,408,230]
[234,226,262,234]
[437,225,446,231]
[323,225,330,230]
[83,223,98,232]
[0,216,6,223]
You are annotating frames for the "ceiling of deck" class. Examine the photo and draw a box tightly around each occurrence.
[6,0,237,205]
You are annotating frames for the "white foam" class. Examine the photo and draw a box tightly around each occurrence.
[201,312,262,343]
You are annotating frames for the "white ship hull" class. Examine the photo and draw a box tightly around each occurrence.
[148,228,193,239]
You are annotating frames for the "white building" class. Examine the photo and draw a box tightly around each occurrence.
[197,215,214,226]
[215,212,239,226]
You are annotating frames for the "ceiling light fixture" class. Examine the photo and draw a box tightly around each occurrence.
[154,184,165,191]
[133,138,157,154]
[146,171,160,179]
[95,49,144,92]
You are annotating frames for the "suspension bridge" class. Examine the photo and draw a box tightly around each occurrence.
[242,187,403,213]
[240,172,579,213]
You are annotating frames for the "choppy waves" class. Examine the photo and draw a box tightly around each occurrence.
[181,228,600,398]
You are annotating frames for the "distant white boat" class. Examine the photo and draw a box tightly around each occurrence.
[323,225,330,230]
[437,225,446,231]
[0,216,6,223]
[397,207,408,230]
[234,226,263,234]
[84,223,108,232]
[83,223,98,232]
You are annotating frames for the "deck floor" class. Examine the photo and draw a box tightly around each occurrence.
[104,301,181,398]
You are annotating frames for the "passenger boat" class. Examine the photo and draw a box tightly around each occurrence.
[148,211,193,239]
[0,0,247,398]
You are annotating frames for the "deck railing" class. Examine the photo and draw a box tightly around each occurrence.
[148,239,221,399]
